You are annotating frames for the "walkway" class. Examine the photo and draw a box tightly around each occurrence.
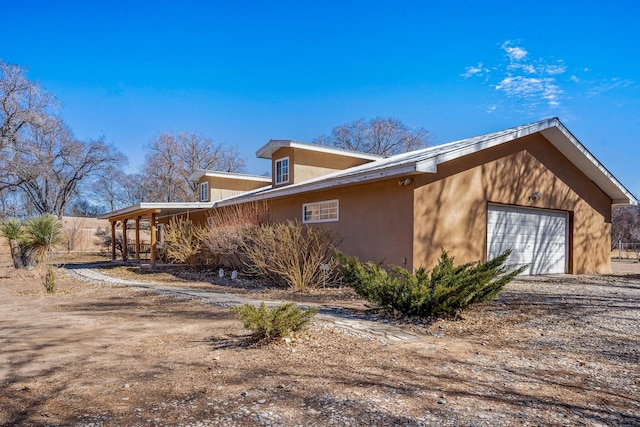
[64,264,419,343]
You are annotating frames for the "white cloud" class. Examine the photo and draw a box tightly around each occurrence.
[588,78,635,96]
[545,64,566,75]
[464,41,635,113]
[501,41,528,61]
[465,41,568,110]
[462,63,488,78]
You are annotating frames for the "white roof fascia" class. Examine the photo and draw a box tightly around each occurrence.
[415,119,554,172]
[256,139,382,161]
[98,202,216,219]
[540,121,637,206]
[188,169,272,183]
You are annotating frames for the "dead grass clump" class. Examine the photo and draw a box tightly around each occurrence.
[197,202,268,269]
[241,220,340,291]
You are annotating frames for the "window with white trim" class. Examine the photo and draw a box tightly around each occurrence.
[275,157,289,184]
[303,199,339,223]
[200,182,209,202]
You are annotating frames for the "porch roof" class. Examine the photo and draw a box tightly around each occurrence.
[98,202,215,222]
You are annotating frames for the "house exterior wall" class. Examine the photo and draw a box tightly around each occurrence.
[268,178,414,267]
[412,133,612,274]
[200,176,269,201]
[271,147,374,187]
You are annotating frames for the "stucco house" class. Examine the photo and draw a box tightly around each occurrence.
[101,118,636,274]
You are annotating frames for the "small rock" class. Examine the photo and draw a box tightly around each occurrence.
[240,391,248,397]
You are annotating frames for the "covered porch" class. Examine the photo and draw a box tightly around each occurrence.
[98,202,214,266]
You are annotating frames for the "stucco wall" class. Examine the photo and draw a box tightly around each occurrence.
[268,179,414,267]
[271,147,374,186]
[202,176,269,202]
[412,133,612,274]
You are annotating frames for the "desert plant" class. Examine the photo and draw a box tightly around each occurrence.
[23,215,64,262]
[23,215,64,291]
[0,218,27,268]
[233,302,318,343]
[336,249,526,318]
[240,220,341,291]
[196,201,269,269]
[163,217,202,267]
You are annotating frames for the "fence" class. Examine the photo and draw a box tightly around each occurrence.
[612,241,640,260]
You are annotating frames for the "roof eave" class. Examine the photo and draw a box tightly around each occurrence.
[540,123,638,206]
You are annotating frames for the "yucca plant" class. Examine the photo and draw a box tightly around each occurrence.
[0,218,26,269]
[24,215,64,292]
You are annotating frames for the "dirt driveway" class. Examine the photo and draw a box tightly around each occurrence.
[1,255,639,426]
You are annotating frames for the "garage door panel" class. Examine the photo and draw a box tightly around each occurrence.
[487,205,568,275]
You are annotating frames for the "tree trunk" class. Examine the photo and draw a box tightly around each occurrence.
[8,240,25,269]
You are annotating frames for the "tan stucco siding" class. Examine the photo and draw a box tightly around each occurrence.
[200,176,269,201]
[271,147,374,186]
[412,133,612,274]
[269,179,414,267]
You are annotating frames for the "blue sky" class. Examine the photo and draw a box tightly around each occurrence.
[3,1,639,197]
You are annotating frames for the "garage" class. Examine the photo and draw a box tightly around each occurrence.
[487,204,569,275]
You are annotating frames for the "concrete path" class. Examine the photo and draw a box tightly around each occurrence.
[64,264,419,343]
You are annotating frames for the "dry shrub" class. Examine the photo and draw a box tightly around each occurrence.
[163,216,201,267]
[241,220,341,291]
[197,201,269,269]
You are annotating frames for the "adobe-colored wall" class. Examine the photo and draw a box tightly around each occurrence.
[202,176,269,201]
[268,179,414,267]
[412,133,612,274]
[271,147,374,186]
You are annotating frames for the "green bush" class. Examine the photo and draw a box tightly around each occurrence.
[233,302,319,343]
[336,249,526,318]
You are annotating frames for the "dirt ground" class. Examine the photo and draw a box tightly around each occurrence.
[1,253,639,426]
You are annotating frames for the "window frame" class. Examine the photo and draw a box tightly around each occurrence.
[302,199,339,224]
[199,181,209,202]
[275,156,290,185]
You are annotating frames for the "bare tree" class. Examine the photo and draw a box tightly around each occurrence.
[89,165,146,211]
[1,118,126,218]
[611,206,640,247]
[314,117,429,156]
[0,60,56,151]
[142,131,246,202]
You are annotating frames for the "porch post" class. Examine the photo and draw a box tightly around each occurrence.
[150,212,157,267]
[135,216,141,262]
[110,220,116,261]
[122,218,128,261]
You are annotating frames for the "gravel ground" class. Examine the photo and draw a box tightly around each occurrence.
[1,257,639,426]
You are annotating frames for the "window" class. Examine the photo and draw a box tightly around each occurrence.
[200,182,209,202]
[303,200,339,223]
[275,157,289,184]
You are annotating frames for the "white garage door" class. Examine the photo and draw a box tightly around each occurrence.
[487,205,568,275]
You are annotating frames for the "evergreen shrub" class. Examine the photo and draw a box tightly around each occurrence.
[335,249,526,318]
[233,302,319,343]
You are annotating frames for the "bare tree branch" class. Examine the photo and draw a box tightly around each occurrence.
[142,131,246,202]
[314,117,429,156]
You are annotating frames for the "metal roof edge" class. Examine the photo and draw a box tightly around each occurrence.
[188,169,272,183]
[255,139,382,161]
[541,120,638,206]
